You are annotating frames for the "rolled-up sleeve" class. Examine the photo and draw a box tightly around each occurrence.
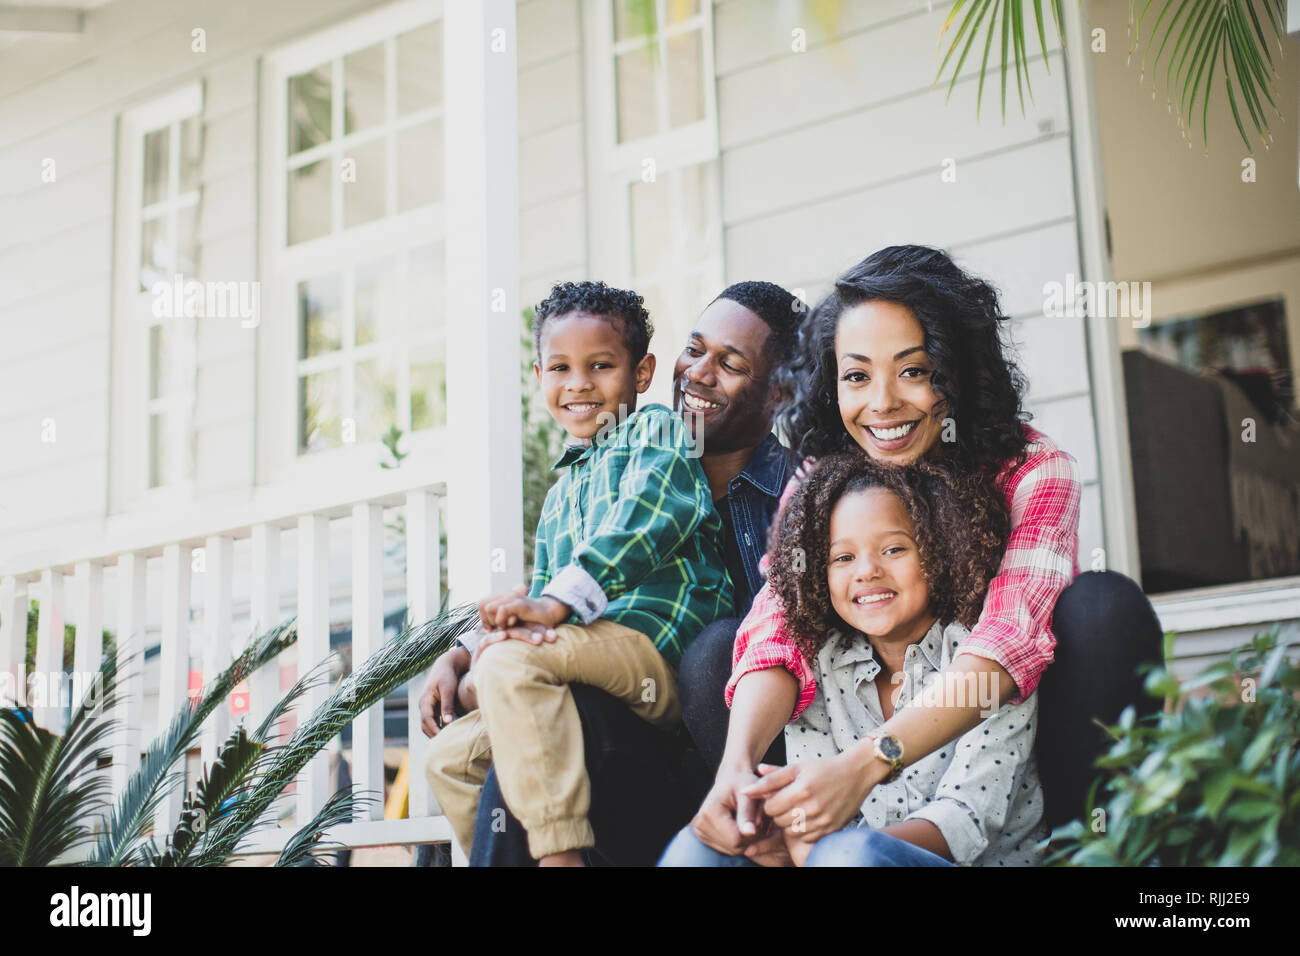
[956,446,1080,704]
[906,693,1040,865]
[724,578,818,719]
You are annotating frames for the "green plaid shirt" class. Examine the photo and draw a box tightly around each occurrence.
[530,403,734,669]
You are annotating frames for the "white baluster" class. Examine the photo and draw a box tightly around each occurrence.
[34,569,64,729]
[201,535,233,769]
[155,543,192,838]
[352,502,385,821]
[112,553,146,796]
[72,561,104,710]
[405,489,441,818]
[0,576,26,709]
[248,522,283,731]
[296,514,330,825]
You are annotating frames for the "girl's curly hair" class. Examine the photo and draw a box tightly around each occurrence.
[766,453,1009,662]
[775,245,1030,475]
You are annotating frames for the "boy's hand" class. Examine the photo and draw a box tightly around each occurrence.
[487,595,571,632]
[477,585,528,632]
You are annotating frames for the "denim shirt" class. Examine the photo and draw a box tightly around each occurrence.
[721,433,798,618]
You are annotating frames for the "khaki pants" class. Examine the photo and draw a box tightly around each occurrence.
[424,618,679,859]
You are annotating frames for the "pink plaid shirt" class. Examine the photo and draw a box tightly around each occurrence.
[725,426,1081,720]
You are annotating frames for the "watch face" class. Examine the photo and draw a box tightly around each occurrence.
[879,736,903,761]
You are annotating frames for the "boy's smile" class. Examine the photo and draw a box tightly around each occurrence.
[535,310,655,442]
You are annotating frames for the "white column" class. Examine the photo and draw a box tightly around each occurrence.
[0,576,26,708]
[112,553,146,796]
[442,0,524,608]
[33,569,64,729]
[155,543,192,836]
[351,502,385,821]
[404,488,440,817]
[201,535,234,768]
[296,514,331,825]
[248,522,283,730]
[72,560,104,711]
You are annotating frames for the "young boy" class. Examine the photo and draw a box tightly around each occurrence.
[425,280,734,865]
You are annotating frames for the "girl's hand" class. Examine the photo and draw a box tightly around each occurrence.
[782,828,813,867]
[741,830,794,867]
[742,753,875,843]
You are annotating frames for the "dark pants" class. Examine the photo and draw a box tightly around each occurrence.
[1037,569,1164,829]
[468,683,704,866]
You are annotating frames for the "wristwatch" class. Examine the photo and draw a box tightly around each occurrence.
[867,733,905,783]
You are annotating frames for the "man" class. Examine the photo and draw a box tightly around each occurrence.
[418,281,806,865]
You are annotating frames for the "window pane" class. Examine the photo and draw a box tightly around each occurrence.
[299,275,342,359]
[149,324,178,400]
[142,126,170,207]
[300,368,343,452]
[149,410,183,488]
[288,159,331,245]
[678,161,719,261]
[408,243,444,336]
[410,340,447,431]
[139,214,169,291]
[176,204,200,277]
[397,120,441,211]
[355,356,399,442]
[179,115,203,193]
[342,137,387,229]
[614,0,654,42]
[397,22,441,115]
[344,42,386,136]
[288,65,332,154]
[616,48,656,143]
[665,0,700,26]
[629,178,671,278]
[355,257,401,348]
[666,29,704,128]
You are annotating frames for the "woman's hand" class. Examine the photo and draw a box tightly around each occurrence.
[691,764,768,856]
[742,752,881,843]
[741,830,794,867]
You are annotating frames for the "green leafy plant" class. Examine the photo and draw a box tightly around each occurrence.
[1048,628,1300,865]
[936,0,1288,151]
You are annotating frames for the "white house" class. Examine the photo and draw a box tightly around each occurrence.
[1,0,1297,862]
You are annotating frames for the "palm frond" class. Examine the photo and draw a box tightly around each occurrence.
[192,602,476,866]
[144,725,266,866]
[0,648,122,866]
[90,618,296,866]
[274,786,374,867]
[936,0,1286,150]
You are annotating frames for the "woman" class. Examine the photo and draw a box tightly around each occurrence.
[687,245,1162,862]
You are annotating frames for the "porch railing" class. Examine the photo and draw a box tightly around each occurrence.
[0,458,463,864]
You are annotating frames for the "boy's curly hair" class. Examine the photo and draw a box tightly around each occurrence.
[532,280,654,362]
[765,454,1009,662]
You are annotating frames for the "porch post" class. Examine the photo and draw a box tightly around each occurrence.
[441,0,524,606]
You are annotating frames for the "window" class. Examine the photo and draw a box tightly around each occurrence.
[111,85,204,506]
[262,1,446,476]
[585,0,723,406]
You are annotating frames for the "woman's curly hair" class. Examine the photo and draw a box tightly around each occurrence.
[776,245,1030,475]
[765,453,1009,662]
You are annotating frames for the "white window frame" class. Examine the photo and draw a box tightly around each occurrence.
[582,0,724,404]
[258,0,447,490]
[110,83,204,515]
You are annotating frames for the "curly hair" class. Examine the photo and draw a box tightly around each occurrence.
[532,280,654,362]
[765,453,1009,661]
[713,280,808,365]
[775,245,1030,474]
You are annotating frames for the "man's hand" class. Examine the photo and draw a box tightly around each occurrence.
[456,670,478,714]
[418,646,471,737]
[741,753,877,843]
[473,621,559,663]
[691,764,768,856]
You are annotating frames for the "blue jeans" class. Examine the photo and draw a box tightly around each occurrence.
[657,825,953,867]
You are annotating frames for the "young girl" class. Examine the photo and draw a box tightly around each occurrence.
[660,454,1046,867]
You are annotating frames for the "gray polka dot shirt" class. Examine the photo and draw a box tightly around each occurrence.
[784,620,1046,867]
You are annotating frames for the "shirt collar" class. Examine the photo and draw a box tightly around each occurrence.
[825,619,947,675]
[728,433,793,498]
